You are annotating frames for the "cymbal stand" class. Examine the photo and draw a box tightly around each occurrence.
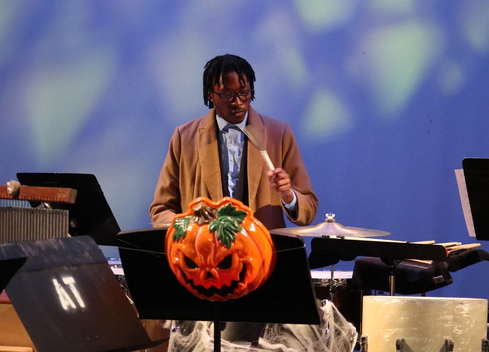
[381,258,401,296]
[329,264,335,303]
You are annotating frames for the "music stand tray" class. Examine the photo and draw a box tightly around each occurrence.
[0,236,164,352]
[117,228,321,325]
[309,236,448,264]
[16,173,120,246]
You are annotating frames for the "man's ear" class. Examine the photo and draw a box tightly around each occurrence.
[208,91,213,102]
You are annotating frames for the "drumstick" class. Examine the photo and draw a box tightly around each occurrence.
[406,259,432,265]
[241,126,275,171]
[446,243,481,252]
[406,243,481,264]
[437,242,462,247]
[410,240,436,244]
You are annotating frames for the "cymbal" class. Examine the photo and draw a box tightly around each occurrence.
[271,213,390,238]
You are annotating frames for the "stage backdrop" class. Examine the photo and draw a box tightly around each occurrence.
[1,1,489,300]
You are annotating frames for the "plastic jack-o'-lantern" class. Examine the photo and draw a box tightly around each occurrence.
[165,197,276,301]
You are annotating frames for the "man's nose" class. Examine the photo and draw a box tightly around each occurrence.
[231,94,243,104]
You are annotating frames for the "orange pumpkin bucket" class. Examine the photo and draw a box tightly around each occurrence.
[165,197,276,301]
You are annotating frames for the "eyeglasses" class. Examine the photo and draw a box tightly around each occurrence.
[212,90,253,102]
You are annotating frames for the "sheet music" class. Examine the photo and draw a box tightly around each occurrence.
[455,169,476,237]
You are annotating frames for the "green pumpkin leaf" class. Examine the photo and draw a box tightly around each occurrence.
[216,203,248,222]
[172,216,192,241]
[209,203,247,249]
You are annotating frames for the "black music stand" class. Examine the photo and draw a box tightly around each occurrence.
[462,157,489,241]
[16,172,120,246]
[309,236,448,295]
[0,236,165,352]
[117,228,321,352]
[0,256,26,294]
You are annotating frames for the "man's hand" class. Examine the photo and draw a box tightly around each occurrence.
[267,168,294,203]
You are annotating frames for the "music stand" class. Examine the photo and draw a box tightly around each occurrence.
[462,157,489,241]
[0,236,165,352]
[16,173,120,246]
[117,228,321,352]
[0,256,26,294]
[309,236,448,295]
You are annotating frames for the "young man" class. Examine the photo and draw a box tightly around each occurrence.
[150,54,318,230]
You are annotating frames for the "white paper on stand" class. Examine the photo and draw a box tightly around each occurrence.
[455,169,476,237]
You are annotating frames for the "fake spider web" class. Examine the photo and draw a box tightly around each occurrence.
[164,300,358,352]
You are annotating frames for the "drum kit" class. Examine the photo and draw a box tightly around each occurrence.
[272,213,488,352]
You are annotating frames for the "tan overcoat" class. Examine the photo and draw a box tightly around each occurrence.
[149,106,318,230]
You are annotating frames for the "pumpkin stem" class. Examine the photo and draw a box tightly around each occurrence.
[191,201,217,225]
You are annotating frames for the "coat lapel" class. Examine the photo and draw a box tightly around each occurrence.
[246,108,268,208]
[197,107,267,205]
[198,111,223,201]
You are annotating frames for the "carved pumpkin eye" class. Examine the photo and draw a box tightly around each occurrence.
[217,255,233,270]
[184,255,198,269]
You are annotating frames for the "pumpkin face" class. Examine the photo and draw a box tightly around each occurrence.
[165,197,276,301]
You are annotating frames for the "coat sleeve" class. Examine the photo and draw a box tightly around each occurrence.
[280,124,318,226]
[149,128,183,225]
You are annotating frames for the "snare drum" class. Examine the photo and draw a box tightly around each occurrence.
[311,270,353,302]
[311,270,362,332]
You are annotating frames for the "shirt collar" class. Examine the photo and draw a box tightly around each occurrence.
[216,112,248,132]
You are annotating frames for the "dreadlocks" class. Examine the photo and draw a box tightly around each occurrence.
[203,54,256,108]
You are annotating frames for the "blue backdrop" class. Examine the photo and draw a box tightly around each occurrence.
[1,1,489,300]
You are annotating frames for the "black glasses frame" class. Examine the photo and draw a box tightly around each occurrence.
[212,89,253,102]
